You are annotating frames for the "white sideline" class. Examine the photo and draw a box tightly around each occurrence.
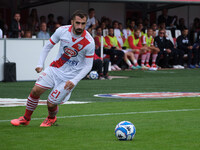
[0,108,200,123]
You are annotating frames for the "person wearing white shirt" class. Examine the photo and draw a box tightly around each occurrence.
[86,8,96,30]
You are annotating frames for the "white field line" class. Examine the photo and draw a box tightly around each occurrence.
[0,108,200,123]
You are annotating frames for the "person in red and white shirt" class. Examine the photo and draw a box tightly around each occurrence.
[11,10,95,127]
[141,28,160,68]
[128,28,148,69]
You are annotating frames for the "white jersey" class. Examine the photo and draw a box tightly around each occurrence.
[38,25,95,81]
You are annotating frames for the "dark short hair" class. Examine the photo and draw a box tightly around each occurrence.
[147,27,153,31]
[88,8,95,13]
[14,11,20,16]
[181,27,188,32]
[72,10,88,20]
[108,27,114,30]
[134,28,141,32]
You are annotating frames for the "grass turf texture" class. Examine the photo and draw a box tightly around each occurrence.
[0,69,200,150]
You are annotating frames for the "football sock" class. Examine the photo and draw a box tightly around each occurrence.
[152,53,158,64]
[141,53,147,66]
[125,59,132,67]
[133,59,138,66]
[24,93,40,121]
[134,53,139,61]
[146,52,151,64]
[48,105,59,119]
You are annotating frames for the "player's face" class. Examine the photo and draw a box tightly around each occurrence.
[72,16,87,35]
[147,29,153,36]
[108,28,114,36]
[134,30,140,38]
[96,28,102,35]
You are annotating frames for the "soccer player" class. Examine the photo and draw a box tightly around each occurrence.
[10,10,95,127]
[128,28,148,69]
[141,28,160,68]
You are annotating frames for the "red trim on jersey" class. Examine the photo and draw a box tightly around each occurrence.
[72,37,90,51]
[86,55,94,58]
[68,25,72,32]
[50,53,71,68]
[49,38,55,45]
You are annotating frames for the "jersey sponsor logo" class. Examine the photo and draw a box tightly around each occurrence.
[66,59,79,66]
[63,46,78,57]
[94,92,200,99]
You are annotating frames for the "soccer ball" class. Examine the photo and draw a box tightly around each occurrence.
[89,71,99,80]
[115,121,136,141]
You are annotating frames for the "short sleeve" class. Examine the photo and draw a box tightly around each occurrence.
[50,27,62,45]
[85,42,95,58]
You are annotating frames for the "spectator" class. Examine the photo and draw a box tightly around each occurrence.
[154,29,179,68]
[26,9,39,35]
[10,12,24,38]
[158,22,166,30]
[57,16,64,25]
[125,20,136,38]
[40,16,46,24]
[151,23,158,31]
[113,20,124,47]
[47,13,56,35]
[177,28,199,68]
[86,8,96,30]
[104,27,124,70]
[157,8,177,28]
[127,28,148,69]
[151,23,158,38]
[137,23,145,36]
[37,22,50,39]
[24,31,32,38]
[100,22,107,30]
[141,27,160,68]
[190,18,200,43]
[177,18,187,31]
[143,18,150,30]
[53,23,61,32]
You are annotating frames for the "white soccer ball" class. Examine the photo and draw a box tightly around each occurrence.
[89,71,99,80]
[115,121,136,141]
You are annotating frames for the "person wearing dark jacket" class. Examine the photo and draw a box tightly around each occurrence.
[177,28,199,68]
[154,29,182,68]
[10,12,24,38]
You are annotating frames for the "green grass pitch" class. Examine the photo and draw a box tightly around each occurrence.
[0,69,200,150]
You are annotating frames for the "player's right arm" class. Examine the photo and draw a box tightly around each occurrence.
[36,27,62,73]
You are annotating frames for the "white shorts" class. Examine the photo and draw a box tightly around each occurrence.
[122,49,133,53]
[35,67,74,105]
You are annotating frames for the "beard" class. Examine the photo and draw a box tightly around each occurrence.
[73,25,83,35]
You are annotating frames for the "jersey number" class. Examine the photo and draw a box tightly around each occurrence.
[51,90,61,99]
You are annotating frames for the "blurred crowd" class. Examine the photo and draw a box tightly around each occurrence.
[1,8,200,80]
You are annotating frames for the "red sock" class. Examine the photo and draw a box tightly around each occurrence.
[24,93,40,120]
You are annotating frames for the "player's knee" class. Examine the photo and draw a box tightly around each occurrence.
[31,86,44,97]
